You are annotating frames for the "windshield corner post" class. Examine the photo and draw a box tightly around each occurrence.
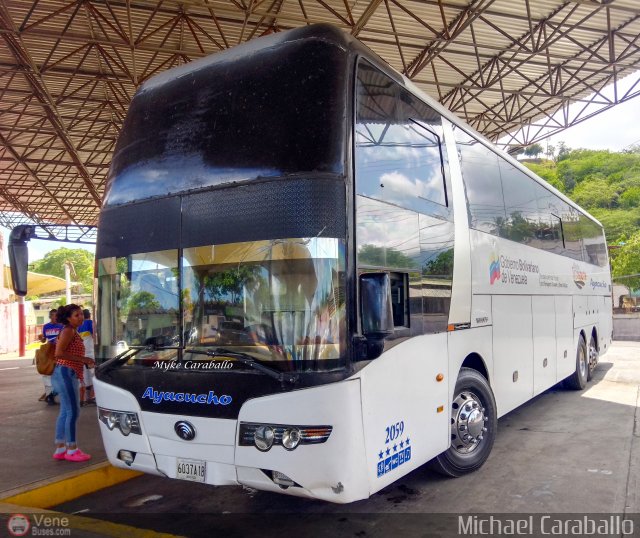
[177,243,184,363]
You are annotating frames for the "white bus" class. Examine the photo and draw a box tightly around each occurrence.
[93,24,612,503]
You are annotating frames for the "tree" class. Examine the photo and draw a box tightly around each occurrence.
[127,291,161,312]
[545,143,555,160]
[571,175,618,209]
[29,248,95,294]
[556,141,570,161]
[611,230,640,289]
[524,143,544,158]
[358,244,417,269]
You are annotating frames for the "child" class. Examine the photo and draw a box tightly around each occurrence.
[78,309,96,405]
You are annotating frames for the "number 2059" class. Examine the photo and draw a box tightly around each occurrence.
[385,421,404,443]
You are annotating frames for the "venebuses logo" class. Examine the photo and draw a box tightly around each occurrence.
[489,254,501,285]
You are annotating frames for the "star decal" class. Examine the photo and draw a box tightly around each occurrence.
[406,437,411,445]
[386,447,391,456]
[378,450,384,460]
[399,440,404,449]
[393,444,398,452]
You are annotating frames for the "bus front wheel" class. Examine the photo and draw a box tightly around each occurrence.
[565,336,588,390]
[432,367,497,478]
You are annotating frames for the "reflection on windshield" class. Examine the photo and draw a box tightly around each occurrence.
[97,250,179,362]
[97,238,346,372]
[183,237,346,372]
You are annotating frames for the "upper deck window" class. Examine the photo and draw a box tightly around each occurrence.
[355,61,448,213]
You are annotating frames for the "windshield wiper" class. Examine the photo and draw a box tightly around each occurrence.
[185,347,298,385]
[97,346,146,372]
[97,340,179,372]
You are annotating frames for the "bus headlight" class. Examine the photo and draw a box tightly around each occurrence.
[282,428,301,450]
[254,425,275,451]
[99,407,142,436]
[240,423,332,451]
[119,413,133,435]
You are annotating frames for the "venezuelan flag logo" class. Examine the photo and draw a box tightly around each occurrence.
[489,255,501,285]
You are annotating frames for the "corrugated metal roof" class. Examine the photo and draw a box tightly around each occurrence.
[1,0,639,227]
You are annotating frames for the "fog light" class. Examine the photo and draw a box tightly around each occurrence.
[272,470,295,489]
[117,450,136,466]
[282,428,301,450]
[119,413,133,436]
[254,425,275,451]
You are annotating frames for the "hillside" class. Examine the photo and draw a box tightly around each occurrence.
[522,148,640,281]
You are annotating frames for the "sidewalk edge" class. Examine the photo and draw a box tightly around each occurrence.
[0,462,141,508]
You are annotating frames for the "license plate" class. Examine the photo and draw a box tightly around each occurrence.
[176,458,206,482]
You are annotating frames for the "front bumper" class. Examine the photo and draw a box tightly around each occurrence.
[94,377,368,503]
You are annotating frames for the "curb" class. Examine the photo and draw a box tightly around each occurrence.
[0,462,142,509]
[0,502,183,538]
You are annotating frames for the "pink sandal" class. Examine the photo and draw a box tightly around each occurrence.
[52,451,66,460]
[64,449,91,462]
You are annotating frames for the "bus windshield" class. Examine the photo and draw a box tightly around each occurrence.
[97,237,346,372]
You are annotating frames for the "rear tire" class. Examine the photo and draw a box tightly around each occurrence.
[565,336,588,390]
[432,368,497,477]
[587,335,599,382]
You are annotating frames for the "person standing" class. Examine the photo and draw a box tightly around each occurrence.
[51,304,95,462]
[40,308,63,404]
[78,309,95,405]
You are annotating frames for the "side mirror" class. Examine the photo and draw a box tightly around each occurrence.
[360,272,394,339]
[8,226,34,297]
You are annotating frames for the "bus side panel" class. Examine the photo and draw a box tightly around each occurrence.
[447,325,494,405]
[359,333,449,494]
[574,295,589,329]
[555,295,575,381]
[492,295,534,416]
[532,296,557,395]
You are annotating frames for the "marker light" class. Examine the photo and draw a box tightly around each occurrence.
[254,425,275,451]
[282,428,301,450]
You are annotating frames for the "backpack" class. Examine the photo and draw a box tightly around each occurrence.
[35,341,56,376]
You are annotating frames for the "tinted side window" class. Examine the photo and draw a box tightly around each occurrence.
[499,160,539,244]
[534,182,563,253]
[420,213,454,334]
[356,195,423,336]
[560,202,583,261]
[581,215,608,267]
[455,129,506,236]
[355,62,448,214]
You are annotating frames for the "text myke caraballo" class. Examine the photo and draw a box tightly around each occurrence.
[153,360,232,371]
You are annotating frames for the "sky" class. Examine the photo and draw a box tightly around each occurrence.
[1,80,639,267]
[537,91,640,153]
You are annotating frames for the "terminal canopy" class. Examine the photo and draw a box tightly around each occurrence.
[0,1,639,228]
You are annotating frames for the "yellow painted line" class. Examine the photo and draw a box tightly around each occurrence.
[0,502,184,538]
[0,462,142,509]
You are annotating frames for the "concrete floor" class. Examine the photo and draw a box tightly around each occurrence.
[47,341,640,537]
[0,355,106,496]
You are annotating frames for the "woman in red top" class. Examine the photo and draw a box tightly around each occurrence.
[51,304,95,462]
